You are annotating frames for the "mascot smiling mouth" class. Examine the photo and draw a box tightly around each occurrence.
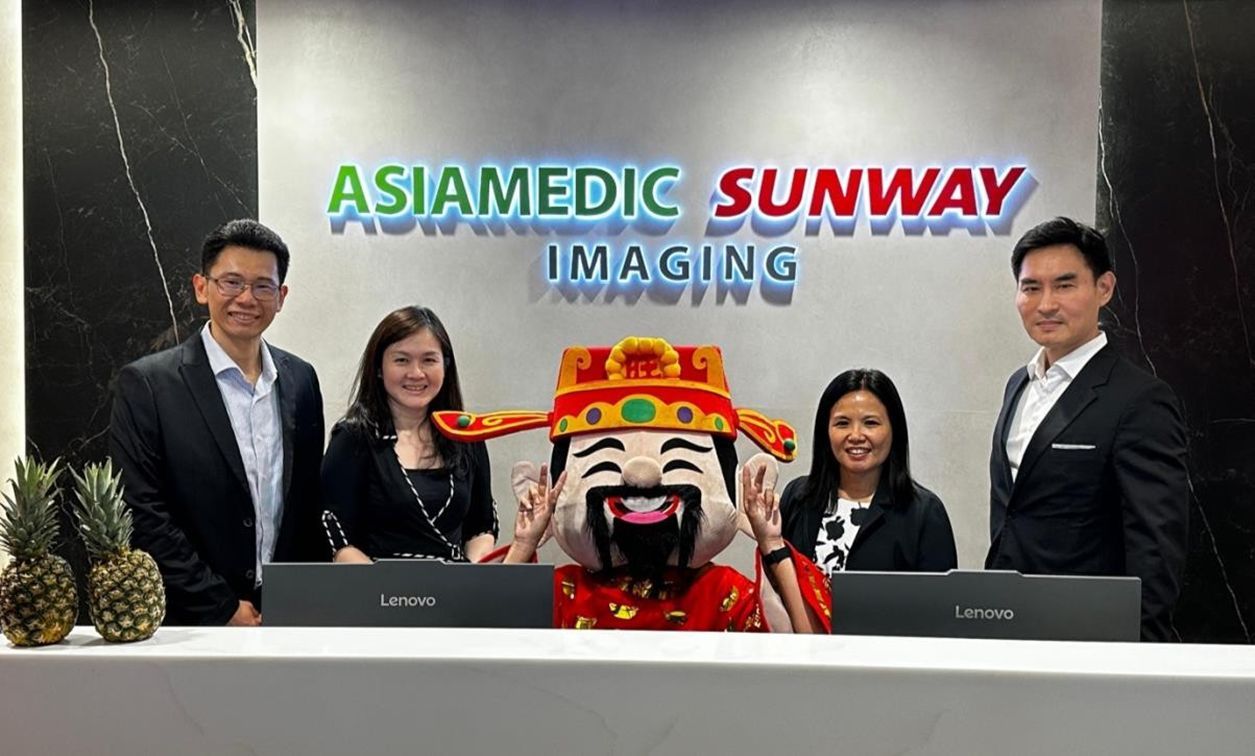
[605,492,681,525]
[586,483,704,580]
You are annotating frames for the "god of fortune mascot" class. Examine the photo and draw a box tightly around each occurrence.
[433,337,831,632]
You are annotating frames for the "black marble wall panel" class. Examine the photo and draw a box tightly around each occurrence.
[23,0,257,607]
[1099,0,1254,643]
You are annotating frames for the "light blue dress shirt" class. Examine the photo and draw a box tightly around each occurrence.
[200,324,284,588]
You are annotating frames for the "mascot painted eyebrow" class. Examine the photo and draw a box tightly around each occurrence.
[434,336,831,632]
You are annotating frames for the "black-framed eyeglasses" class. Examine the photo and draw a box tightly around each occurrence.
[207,276,280,302]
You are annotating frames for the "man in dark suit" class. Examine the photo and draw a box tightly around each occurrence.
[986,217,1188,641]
[110,219,325,625]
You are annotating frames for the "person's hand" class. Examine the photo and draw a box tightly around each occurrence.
[742,464,785,554]
[333,546,373,564]
[227,599,262,626]
[514,463,566,548]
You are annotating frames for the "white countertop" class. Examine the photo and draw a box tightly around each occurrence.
[6,625,1254,676]
[4,627,1255,755]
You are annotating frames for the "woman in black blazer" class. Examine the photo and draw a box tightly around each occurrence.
[780,369,957,575]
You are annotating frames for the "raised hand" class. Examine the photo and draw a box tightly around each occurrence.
[513,463,566,550]
[741,463,784,553]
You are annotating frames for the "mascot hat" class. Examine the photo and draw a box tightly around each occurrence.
[433,336,796,460]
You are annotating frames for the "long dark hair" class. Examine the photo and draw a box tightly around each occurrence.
[342,305,468,471]
[799,368,914,511]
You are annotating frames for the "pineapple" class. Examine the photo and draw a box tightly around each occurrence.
[71,460,165,642]
[0,457,77,646]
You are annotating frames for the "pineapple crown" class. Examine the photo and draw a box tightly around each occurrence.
[71,459,135,559]
[0,457,63,560]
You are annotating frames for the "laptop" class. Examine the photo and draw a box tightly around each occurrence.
[263,559,554,628]
[829,569,1141,642]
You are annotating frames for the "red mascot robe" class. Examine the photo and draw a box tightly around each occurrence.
[552,547,832,632]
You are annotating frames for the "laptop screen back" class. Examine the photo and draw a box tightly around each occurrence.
[829,570,1141,641]
[263,560,554,628]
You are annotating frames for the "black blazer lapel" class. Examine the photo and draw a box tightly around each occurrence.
[796,498,823,560]
[179,335,251,495]
[993,369,1029,495]
[273,348,296,503]
[847,483,889,557]
[1011,346,1116,495]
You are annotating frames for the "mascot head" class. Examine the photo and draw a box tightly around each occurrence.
[434,337,795,579]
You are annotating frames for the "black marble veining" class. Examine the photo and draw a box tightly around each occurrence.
[22,0,257,613]
[1098,0,1254,643]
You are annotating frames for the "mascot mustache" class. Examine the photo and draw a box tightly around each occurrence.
[585,483,704,579]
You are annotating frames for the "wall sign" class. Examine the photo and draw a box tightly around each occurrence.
[327,161,1032,295]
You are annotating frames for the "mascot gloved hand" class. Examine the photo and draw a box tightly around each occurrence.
[434,337,831,632]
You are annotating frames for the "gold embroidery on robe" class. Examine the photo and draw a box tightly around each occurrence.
[720,586,740,613]
[609,603,639,620]
[807,572,831,615]
[575,616,597,629]
[745,605,763,630]
[665,610,688,625]
[629,579,654,598]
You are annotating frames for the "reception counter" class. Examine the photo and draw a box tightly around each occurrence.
[3,627,1254,755]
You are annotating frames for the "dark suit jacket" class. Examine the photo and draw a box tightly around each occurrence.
[986,344,1189,641]
[109,330,326,625]
[780,477,957,573]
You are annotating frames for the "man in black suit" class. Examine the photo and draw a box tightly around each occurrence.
[110,220,325,625]
[986,217,1188,641]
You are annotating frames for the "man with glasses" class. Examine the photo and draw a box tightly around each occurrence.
[110,219,327,625]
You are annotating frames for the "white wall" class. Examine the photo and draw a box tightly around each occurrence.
[259,0,1102,570]
[1,0,24,566]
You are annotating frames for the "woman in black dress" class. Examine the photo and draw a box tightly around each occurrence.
[321,306,497,562]
[779,368,957,577]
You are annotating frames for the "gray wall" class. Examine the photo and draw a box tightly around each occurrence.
[259,0,1102,570]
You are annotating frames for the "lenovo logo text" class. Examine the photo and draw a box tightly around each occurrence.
[954,604,1015,621]
[380,593,437,608]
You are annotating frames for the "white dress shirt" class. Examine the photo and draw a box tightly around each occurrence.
[201,324,285,587]
[1005,331,1108,482]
